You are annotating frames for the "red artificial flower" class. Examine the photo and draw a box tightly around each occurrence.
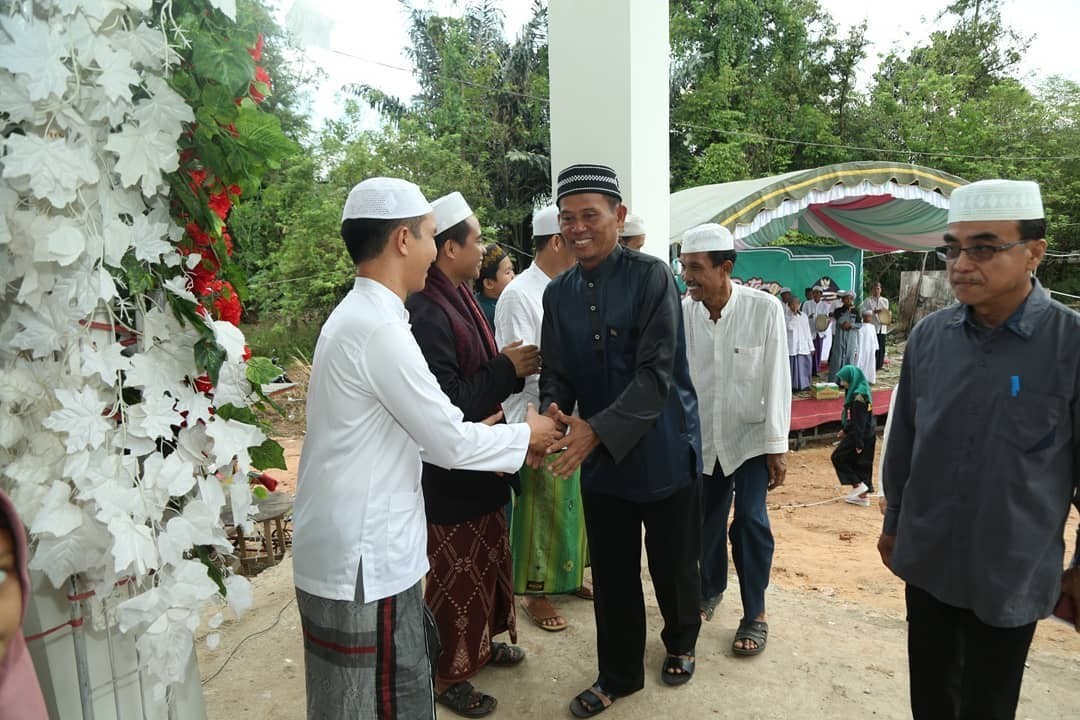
[213,282,242,325]
[242,345,252,361]
[228,184,242,197]
[188,168,208,187]
[208,190,232,220]
[248,33,264,62]
[186,222,212,248]
[249,66,272,103]
[254,66,271,86]
[193,375,213,393]
[222,231,234,256]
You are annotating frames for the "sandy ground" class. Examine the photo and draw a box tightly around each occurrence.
[198,429,1080,719]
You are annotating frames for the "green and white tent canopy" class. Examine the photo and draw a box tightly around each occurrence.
[669,161,967,252]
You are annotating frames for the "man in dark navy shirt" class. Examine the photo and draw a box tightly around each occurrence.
[540,164,703,717]
[879,179,1080,720]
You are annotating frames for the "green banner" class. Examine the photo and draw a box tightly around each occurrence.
[730,245,863,299]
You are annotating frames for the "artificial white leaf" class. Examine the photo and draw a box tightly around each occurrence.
[116,586,167,633]
[2,134,101,208]
[196,470,226,512]
[30,481,84,537]
[105,122,180,197]
[207,612,224,630]
[168,559,221,607]
[228,478,254,533]
[134,76,194,138]
[223,574,252,617]
[91,44,139,103]
[127,391,181,441]
[0,16,70,101]
[212,360,252,407]
[0,407,24,449]
[127,348,191,399]
[208,0,237,21]
[142,451,196,498]
[3,431,65,491]
[0,71,44,125]
[173,385,212,426]
[114,23,181,69]
[205,633,221,651]
[185,253,202,270]
[163,275,197,303]
[135,610,195,686]
[0,363,48,405]
[206,418,265,477]
[35,223,86,266]
[210,320,246,363]
[86,476,148,524]
[43,387,113,452]
[107,515,160,576]
[158,502,228,567]
[29,511,112,588]
[131,213,172,264]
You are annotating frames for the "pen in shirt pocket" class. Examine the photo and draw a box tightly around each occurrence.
[1010,375,1020,397]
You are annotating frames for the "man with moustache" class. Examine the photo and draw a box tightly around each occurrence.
[879,179,1080,720]
[539,164,703,717]
[404,191,544,717]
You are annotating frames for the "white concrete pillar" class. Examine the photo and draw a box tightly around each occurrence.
[548,0,670,261]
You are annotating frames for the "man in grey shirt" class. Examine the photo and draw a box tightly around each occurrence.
[877,179,1080,720]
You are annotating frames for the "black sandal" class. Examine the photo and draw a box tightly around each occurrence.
[733,618,769,656]
[436,681,497,718]
[661,653,695,686]
[488,641,526,666]
[569,684,618,718]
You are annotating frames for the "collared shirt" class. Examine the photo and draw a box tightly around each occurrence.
[540,244,702,502]
[883,279,1080,627]
[292,278,529,602]
[787,310,814,356]
[494,262,552,423]
[807,299,833,337]
[861,296,890,332]
[683,283,791,476]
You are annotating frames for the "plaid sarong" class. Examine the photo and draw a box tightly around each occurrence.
[296,580,438,720]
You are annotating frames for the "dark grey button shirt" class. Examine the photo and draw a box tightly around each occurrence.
[883,279,1080,627]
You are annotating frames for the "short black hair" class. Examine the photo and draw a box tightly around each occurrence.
[435,218,470,251]
[1019,218,1046,242]
[341,216,424,264]
[707,250,737,268]
[533,233,557,253]
[556,194,621,211]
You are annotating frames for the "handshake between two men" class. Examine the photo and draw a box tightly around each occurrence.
[480,339,593,478]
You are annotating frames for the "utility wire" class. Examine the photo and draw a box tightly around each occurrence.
[201,597,297,686]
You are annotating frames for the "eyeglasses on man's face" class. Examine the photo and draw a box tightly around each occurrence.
[935,239,1030,262]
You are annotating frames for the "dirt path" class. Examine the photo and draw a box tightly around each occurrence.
[198,435,1080,719]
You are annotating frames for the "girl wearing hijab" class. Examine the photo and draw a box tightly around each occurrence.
[831,365,876,507]
[0,490,49,719]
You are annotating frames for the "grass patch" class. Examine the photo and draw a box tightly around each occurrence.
[241,318,322,365]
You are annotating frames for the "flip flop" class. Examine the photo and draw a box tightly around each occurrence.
[660,653,695,686]
[733,618,769,656]
[569,685,618,718]
[520,597,568,632]
[574,584,594,601]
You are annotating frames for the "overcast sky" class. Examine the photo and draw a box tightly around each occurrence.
[280,0,1080,130]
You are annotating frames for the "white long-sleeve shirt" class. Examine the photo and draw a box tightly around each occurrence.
[292,278,529,602]
[682,283,791,475]
[787,311,814,356]
[493,262,551,423]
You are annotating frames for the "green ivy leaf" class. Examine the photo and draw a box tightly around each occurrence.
[245,356,281,386]
[201,84,239,124]
[195,545,227,596]
[194,337,227,386]
[214,403,260,425]
[250,438,287,471]
[191,36,255,96]
[234,106,295,169]
[121,254,155,294]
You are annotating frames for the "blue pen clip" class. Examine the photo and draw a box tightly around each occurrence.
[1010,375,1020,397]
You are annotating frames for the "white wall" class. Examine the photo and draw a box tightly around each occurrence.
[549,0,670,261]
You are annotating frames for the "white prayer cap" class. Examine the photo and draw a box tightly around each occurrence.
[532,205,560,237]
[432,192,474,235]
[948,179,1044,223]
[780,287,792,295]
[837,290,853,297]
[681,223,734,253]
[342,177,432,222]
[812,285,823,291]
[620,214,646,237]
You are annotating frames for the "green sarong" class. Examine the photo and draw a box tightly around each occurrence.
[510,455,588,595]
